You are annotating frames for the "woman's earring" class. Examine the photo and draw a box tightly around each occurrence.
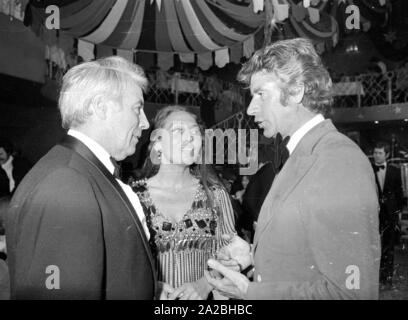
[154,144,162,162]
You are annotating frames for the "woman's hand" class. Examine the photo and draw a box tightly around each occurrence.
[168,278,212,300]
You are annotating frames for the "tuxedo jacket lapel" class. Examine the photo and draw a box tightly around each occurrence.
[372,166,383,198]
[59,135,156,273]
[383,167,393,192]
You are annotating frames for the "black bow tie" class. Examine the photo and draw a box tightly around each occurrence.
[110,157,121,179]
[374,164,385,172]
[273,133,290,172]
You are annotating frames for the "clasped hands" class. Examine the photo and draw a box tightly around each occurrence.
[204,234,253,300]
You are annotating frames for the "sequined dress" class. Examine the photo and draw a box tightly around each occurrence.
[132,180,235,288]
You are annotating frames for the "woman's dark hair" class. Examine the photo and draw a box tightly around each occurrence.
[139,105,224,208]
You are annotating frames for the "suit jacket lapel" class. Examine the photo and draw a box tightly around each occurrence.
[254,154,317,246]
[383,166,392,192]
[372,165,383,197]
[253,120,336,248]
[59,135,157,283]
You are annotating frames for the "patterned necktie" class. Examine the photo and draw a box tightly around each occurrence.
[273,133,290,172]
[110,157,121,180]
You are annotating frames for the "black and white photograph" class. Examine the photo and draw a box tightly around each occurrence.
[1,0,408,308]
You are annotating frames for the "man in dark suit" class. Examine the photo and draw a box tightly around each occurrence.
[241,136,288,242]
[205,38,380,299]
[0,138,31,197]
[6,56,160,299]
[372,142,403,288]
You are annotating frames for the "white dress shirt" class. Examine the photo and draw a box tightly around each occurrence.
[286,114,325,155]
[375,162,387,191]
[68,129,150,239]
[1,155,15,192]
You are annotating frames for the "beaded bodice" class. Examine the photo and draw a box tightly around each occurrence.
[131,179,221,287]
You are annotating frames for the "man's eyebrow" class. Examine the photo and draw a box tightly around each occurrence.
[251,87,261,95]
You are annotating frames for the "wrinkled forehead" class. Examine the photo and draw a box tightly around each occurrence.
[124,81,144,99]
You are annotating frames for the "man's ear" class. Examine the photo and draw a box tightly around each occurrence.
[289,84,305,105]
[91,95,110,120]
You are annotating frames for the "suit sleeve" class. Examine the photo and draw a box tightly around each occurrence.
[246,147,380,300]
[12,167,105,299]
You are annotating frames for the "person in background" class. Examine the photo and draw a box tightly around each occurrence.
[0,196,9,259]
[0,138,31,197]
[372,141,404,289]
[241,142,284,242]
[229,174,251,243]
[0,196,10,300]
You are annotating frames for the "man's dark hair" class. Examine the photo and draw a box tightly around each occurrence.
[0,137,13,155]
[374,141,390,154]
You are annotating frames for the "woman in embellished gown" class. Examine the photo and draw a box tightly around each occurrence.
[131,105,236,300]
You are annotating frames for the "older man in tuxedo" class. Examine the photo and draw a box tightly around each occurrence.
[6,57,159,299]
[205,38,380,299]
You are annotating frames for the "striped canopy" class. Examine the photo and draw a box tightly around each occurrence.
[11,0,373,70]
[58,0,265,69]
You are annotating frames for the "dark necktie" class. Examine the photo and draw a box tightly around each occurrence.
[110,157,121,180]
[273,133,290,172]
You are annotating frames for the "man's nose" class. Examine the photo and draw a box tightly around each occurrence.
[247,99,257,116]
[140,110,150,130]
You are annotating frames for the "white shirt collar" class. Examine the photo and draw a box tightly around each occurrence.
[286,114,325,155]
[68,129,115,175]
[1,155,13,171]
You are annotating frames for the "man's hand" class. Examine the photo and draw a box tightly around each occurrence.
[157,281,175,300]
[205,259,250,300]
[217,234,253,271]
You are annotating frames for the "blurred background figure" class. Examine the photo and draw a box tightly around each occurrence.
[0,137,31,197]
[372,141,404,289]
[0,196,10,300]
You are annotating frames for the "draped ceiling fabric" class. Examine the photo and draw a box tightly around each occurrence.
[56,0,266,70]
[11,0,392,71]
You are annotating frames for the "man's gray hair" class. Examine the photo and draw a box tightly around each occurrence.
[58,56,148,129]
